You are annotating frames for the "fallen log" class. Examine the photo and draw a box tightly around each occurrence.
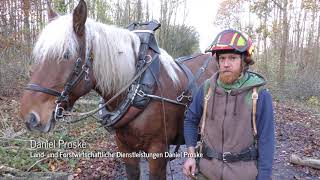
[0,165,22,174]
[0,165,73,179]
[290,154,320,170]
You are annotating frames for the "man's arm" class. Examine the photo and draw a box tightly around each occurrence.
[256,89,275,180]
[183,85,205,177]
[184,85,204,148]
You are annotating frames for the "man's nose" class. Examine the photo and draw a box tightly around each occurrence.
[222,61,231,67]
[25,113,40,129]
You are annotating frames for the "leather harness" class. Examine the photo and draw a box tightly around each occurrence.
[97,21,212,128]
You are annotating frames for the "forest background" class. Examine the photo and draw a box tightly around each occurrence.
[0,0,319,178]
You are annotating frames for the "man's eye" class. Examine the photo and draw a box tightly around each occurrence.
[231,56,238,60]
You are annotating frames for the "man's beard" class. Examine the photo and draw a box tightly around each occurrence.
[219,68,242,84]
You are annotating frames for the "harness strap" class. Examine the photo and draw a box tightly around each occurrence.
[189,56,211,93]
[176,63,196,100]
[175,53,203,63]
[176,55,212,102]
[25,84,61,97]
[137,91,186,106]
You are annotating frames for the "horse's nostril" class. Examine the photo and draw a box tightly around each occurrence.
[28,113,39,128]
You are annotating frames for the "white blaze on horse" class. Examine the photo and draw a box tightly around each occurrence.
[19,0,217,179]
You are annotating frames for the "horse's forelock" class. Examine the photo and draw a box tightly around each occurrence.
[33,15,79,63]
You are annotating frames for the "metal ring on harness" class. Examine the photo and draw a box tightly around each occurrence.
[54,103,65,121]
[176,92,185,102]
[137,90,146,97]
[145,55,152,63]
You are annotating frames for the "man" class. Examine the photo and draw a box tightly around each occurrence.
[183,29,275,180]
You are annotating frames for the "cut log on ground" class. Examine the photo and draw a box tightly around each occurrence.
[0,165,73,180]
[290,154,320,170]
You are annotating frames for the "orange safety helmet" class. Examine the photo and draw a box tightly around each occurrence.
[206,29,255,65]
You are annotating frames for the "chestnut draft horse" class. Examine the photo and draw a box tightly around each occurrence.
[19,0,217,179]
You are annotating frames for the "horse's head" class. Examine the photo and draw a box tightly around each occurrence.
[20,0,95,132]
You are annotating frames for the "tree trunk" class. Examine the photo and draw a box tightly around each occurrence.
[263,0,268,76]
[23,0,31,56]
[316,15,320,63]
[299,11,307,71]
[278,0,288,86]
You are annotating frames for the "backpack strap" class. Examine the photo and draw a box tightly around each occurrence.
[203,79,211,95]
[199,86,212,154]
[252,87,258,138]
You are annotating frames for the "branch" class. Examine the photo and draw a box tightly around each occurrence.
[27,157,50,172]
[290,154,320,170]
[0,165,22,174]
[270,0,284,10]
[0,164,72,178]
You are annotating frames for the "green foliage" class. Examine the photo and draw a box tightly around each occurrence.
[0,138,36,170]
[307,96,320,106]
[95,0,113,24]
[53,0,67,13]
[157,25,200,58]
[0,115,107,172]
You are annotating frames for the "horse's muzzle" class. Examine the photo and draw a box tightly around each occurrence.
[25,113,40,130]
[25,113,55,132]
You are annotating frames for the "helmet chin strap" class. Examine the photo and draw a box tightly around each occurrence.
[241,53,249,72]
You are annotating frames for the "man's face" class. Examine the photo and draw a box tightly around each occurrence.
[218,53,242,84]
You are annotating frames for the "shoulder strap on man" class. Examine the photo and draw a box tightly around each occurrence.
[199,86,212,154]
[203,79,211,95]
[252,87,258,138]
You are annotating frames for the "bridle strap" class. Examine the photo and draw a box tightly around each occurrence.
[25,52,92,99]
[57,64,88,102]
[25,84,61,97]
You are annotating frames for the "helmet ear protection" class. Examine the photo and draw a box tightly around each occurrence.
[206,29,254,65]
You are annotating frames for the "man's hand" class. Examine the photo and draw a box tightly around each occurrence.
[183,146,197,178]
[183,157,196,177]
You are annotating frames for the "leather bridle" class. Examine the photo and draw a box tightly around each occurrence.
[25,49,93,121]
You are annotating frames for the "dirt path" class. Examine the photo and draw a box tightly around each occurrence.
[111,101,320,180]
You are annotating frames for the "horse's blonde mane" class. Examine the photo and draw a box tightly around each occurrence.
[33,14,181,95]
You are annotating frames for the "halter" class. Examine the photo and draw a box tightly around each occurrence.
[25,48,93,121]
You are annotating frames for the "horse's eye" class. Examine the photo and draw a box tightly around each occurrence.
[63,51,70,59]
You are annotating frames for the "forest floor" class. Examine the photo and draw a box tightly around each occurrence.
[0,93,319,180]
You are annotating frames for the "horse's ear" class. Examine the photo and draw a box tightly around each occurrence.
[46,0,58,22]
[73,0,87,37]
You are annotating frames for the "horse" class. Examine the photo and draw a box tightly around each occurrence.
[19,0,217,179]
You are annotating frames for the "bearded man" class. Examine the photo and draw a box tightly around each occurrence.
[183,29,275,180]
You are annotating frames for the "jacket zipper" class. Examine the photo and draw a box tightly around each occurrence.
[221,92,229,180]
